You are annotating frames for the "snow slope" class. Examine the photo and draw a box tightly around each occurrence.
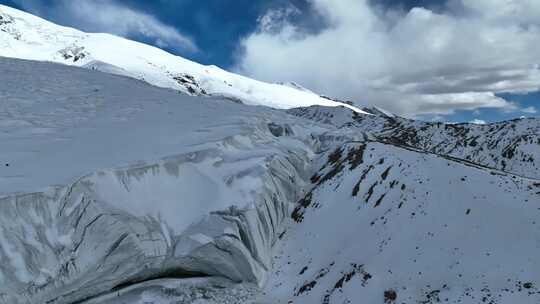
[264,141,540,304]
[0,4,367,113]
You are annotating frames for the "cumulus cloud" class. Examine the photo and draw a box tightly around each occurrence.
[257,5,301,33]
[522,106,538,114]
[13,0,197,52]
[236,0,540,117]
[469,119,487,125]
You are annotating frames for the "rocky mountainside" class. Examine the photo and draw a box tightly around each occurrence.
[266,140,540,304]
[290,106,540,179]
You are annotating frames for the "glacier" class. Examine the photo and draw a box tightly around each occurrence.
[0,57,319,303]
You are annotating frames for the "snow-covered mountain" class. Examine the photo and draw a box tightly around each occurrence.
[0,4,539,304]
[0,4,366,113]
[290,106,540,179]
[1,56,539,304]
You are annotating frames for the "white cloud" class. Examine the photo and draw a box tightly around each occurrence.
[257,5,301,34]
[521,106,538,114]
[461,0,540,25]
[415,92,512,114]
[469,119,487,125]
[236,0,540,117]
[14,0,197,52]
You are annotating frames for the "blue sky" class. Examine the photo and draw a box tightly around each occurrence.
[1,0,538,123]
[0,0,309,67]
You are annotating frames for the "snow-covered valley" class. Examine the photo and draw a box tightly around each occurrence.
[0,4,539,304]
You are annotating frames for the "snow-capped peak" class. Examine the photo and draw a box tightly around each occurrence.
[0,4,368,114]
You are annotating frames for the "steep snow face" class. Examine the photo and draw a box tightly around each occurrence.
[290,106,540,179]
[0,146,306,304]
[264,141,540,304]
[0,4,368,113]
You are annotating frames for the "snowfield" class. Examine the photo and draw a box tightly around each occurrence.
[0,4,539,304]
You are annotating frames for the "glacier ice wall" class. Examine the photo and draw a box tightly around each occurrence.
[0,131,312,304]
